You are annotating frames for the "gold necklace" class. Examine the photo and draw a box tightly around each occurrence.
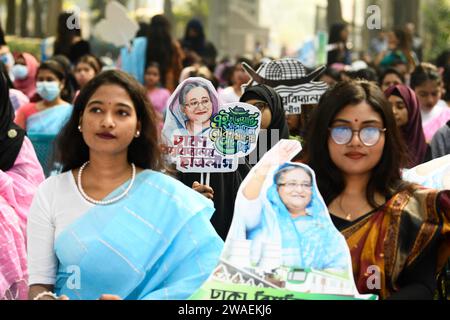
[338,196,370,221]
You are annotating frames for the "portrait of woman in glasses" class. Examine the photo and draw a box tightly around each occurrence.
[227,140,352,274]
[305,80,450,300]
[162,77,219,144]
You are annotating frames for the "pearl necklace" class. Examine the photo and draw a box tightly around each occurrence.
[77,161,136,205]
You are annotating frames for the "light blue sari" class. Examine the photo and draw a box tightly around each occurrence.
[120,37,147,84]
[54,170,223,300]
[26,104,73,135]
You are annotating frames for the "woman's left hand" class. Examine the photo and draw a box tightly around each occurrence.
[192,181,214,200]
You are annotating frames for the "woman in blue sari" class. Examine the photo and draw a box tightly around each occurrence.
[15,60,73,135]
[27,70,223,300]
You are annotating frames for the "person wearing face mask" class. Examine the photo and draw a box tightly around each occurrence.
[15,60,72,134]
[12,53,39,99]
[0,62,29,111]
[0,28,15,81]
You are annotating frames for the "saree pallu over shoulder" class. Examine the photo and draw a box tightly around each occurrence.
[26,104,73,135]
[54,170,223,300]
[341,186,450,299]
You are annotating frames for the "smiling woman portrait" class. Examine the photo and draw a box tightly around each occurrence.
[227,140,351,274]
[161,77,219,144]
[26,70,223,300]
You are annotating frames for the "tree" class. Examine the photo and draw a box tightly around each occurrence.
[20,0,29,37]
[327,0,343,29]
[46,0,63,37]
[172,0,209,37]
[164,0,175,34]
[423,0,450,61]
[392,0,420,28]
[33,0,44,38]
[6,0,16,35]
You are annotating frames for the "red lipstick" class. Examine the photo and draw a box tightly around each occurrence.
[96,132,116,140]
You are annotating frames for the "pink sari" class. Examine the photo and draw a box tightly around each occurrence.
[0,137,45,299]
[422,102,450,142]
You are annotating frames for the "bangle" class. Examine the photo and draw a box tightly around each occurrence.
[33,291,59,300]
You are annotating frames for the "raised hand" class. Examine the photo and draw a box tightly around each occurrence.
[258,139,302,168]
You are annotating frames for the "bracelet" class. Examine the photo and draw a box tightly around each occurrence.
[33,291,59,300]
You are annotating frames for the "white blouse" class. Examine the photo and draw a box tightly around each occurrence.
[27,171,94,285]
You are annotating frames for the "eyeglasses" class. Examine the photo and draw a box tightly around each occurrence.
[277,182,312,191]
[329,126,387,147]
[253,102,268,111]
[185,98,211,109]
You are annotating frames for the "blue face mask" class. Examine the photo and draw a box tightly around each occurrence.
[36,81,61,102]
[0,54,11,65]
[12,64,29,80]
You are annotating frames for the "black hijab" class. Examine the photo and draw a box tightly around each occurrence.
[240,84,289,164]
[0,71,25,171]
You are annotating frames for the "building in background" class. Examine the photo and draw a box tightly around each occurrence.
[208,0,269,59]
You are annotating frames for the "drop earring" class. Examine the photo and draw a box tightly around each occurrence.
[135,131,140,138]
[78,125,82,132]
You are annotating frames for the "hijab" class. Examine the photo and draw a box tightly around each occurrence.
[13,53,39,98]
[385,84,427,167]
[240,84,289,164]
[182,19,206,55]
[0,71,26,171]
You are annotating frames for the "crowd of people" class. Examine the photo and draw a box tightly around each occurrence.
[0,12,449,301]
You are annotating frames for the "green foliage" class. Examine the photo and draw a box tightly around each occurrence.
[423,0,450,61]
[172,0,209,37]
[6,36,42,60]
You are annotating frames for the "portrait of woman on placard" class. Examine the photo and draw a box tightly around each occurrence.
[226,140,352,275]
[161,77,219,145]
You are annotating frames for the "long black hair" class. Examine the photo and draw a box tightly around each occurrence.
[56,70,163,172]
[304,80,411,208]
[145,14,174,88]
[54,12,82,57]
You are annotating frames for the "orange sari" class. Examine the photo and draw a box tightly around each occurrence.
[341,187,450,299]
